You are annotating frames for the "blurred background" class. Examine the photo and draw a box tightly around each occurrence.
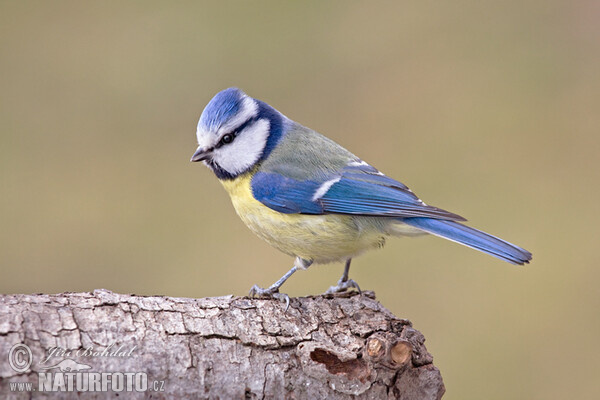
[1,1,598,399]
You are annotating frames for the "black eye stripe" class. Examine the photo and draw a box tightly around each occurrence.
[222,133,234,143]
[232,116,259,134]
[215,133,234,148]
[215,116,260,148]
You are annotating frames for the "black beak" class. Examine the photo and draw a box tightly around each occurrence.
[190,147,212,162]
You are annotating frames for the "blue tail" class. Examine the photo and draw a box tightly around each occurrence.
[403,217,532,265]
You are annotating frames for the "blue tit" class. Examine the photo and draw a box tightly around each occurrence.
[191,87,532,306]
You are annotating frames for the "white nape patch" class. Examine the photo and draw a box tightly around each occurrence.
[212,119,270,175]
[218,96,258,135]
[312,177,341,201]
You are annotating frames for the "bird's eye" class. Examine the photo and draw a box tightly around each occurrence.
[220,133,234,145]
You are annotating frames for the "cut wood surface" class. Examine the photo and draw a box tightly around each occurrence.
[0,290,444,399]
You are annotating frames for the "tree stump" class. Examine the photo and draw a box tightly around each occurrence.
[0,289,444,399]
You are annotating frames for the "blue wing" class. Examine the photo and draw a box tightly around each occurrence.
[251,161,465,221]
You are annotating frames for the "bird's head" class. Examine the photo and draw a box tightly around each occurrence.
[191,88,284,179]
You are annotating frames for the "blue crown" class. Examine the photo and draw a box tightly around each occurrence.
[199,87,247,132]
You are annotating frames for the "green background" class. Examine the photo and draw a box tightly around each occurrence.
[1,1,598,399]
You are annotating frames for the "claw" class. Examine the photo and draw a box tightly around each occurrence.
[249,285,291,312]
[325,258,362,295]
[325,278,362,295]
[272,292,290,312]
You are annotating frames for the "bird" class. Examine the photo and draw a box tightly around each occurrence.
[191,87,532,307]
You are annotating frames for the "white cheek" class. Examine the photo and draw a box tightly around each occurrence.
[213,119,270,175]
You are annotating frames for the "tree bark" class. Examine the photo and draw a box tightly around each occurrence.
[0,289,444,399]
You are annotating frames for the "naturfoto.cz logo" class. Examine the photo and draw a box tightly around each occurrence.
[7,343,165,393]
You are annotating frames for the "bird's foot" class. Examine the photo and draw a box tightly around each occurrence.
[249,285,290,312]
[325,278,362,295]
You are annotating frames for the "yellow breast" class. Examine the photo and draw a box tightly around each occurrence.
[220,173,387,263]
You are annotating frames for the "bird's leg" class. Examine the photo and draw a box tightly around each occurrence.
[249,257,312,311]
[326,258,362,294]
